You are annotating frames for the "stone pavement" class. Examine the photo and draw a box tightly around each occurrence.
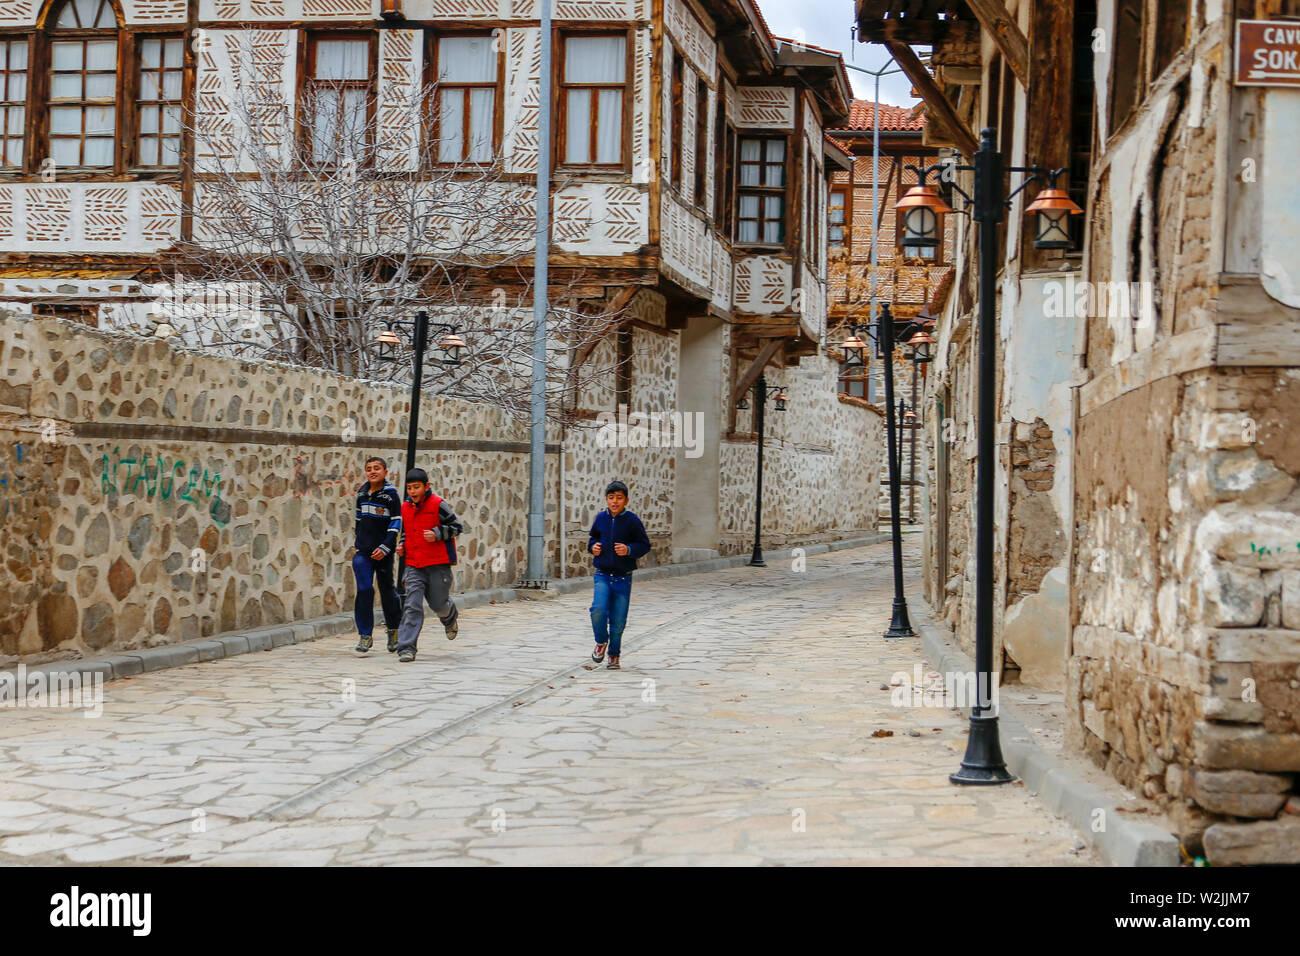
[0,540,1096,865]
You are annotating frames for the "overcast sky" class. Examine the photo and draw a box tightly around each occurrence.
[756,0,920,107]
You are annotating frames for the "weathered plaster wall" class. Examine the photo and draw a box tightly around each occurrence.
[1071,366,1300,853]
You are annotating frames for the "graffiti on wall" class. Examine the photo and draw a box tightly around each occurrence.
[100,448,230,527]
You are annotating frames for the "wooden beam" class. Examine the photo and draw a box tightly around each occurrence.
[966,0,1030,87]
[885,41,979,157]
[570,285,642,370]
[1022,0,1074,270]
[728,337,785,409]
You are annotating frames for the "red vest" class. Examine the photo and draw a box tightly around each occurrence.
[402,492,455,567]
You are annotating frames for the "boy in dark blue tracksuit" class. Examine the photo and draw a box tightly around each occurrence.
[587,480,652,670]
[352,456,404,654]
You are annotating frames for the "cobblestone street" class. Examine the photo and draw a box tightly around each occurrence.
[0,540,1095,865]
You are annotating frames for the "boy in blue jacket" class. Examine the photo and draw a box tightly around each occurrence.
[587,480,652,670]
[352,456,403,654]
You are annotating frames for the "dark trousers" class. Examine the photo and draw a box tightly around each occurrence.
[352,550,402,637]
[397,563,458,651]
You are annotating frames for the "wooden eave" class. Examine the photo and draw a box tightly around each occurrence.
[854,2,980,46]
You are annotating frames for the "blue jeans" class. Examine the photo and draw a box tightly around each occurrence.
[352,551,403,637]
[590,572,632,657]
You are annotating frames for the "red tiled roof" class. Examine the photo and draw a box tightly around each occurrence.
[830,99,927,132]
[825,134,853,156]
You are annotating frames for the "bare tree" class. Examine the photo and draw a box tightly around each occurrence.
[161,30,627,424]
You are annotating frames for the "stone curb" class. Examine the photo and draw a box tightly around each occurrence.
[908,590,1181,868]
[20,534,890,687]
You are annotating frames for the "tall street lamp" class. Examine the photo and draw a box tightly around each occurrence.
[736,374,788,568]
[905,323,934,523]
[840,303,930,639]
[374,308,465,487]
[897,130,1082,786]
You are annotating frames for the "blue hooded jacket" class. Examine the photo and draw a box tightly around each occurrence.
[587,509,652,575]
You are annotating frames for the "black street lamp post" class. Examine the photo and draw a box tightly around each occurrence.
[840,304,931,640]
[905,323,934,525]
[897,128,1081,786]
[737,374,788,568]
[375,310,465,573]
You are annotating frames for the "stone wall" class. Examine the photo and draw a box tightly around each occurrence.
[1071,366,1300,854]
[719,353,883,554]
[1,305,878,662]
[560,293,680,577]
[0,309,557,662]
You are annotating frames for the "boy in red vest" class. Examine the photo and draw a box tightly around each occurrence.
[394,468,465,663]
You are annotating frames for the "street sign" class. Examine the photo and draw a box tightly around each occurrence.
[1236,19,1300,87]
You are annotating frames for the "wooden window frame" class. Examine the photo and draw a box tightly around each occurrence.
[0,35,31,170]
[132,31,183,170]
[42,0,123,174]
[1,7,189,181]
[828,185,847,252]
[425,28,504,168]
[692,74,708,209]
[554,28,633,173]
[299,30,378,169]
[669,46,682,188]
[733,131,789,249]
[714,111,735,235]
[1108,0,1145,138]
[837,360,868,399]
[615,325,633,408]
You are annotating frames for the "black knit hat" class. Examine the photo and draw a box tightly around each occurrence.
[605,480,629,497]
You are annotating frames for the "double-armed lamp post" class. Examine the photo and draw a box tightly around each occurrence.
[840,305,931,639]
[375,309,465,486]
[886,128,1082,786]
[736,374,789,568]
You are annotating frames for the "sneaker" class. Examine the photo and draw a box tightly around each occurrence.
[445,619,458,641]
[398,648,416,663]
[591,643,608,663]
[606,656,621,670]
[386,628,399,653]
[355,634,373,654]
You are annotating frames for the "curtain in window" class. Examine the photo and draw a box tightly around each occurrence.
[563,35,624,164]
[138,37,182,166]
[762,195,782,244]
[738,194,759,243]
[437,36,495,163]
[437,35,494,83]
[312,39,369,163]
[0,40,25,167]
[316,39,368,81]
[564,36,624,83]
[563,88,589,164]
